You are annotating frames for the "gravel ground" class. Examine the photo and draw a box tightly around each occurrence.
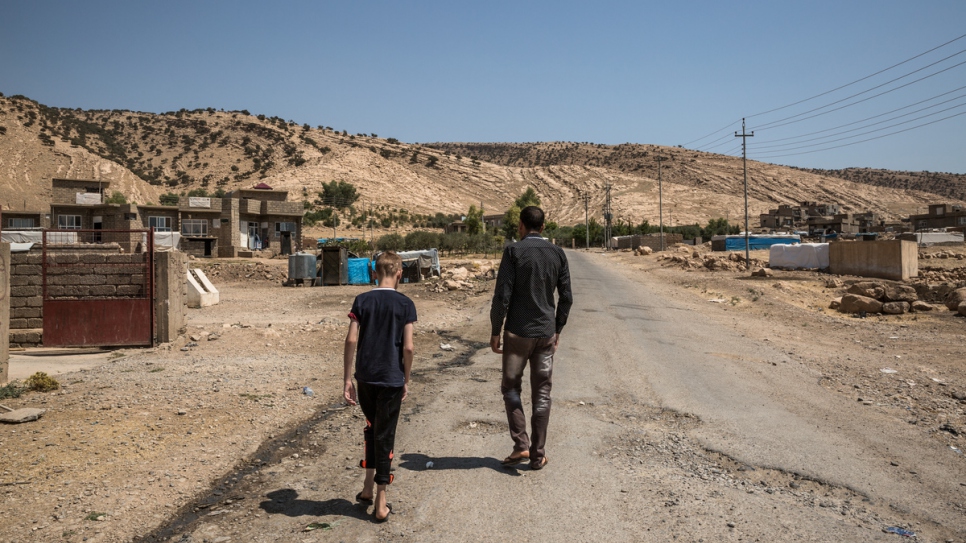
[1,250,964,542]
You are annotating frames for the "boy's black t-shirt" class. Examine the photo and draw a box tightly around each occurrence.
[349,288,417,387]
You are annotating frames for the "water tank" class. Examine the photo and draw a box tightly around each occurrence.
[288,252,317,280]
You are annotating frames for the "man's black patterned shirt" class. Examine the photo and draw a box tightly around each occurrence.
[490,234,573,338]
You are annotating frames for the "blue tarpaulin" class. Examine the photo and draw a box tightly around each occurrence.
[724,235,800,251]
[347,258,372,285]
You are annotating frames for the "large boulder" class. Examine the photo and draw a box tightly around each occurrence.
[839,294,883,314]
[829,297,842,310]
[911,300,935,312]
[959,301,966,317]
[847,282,885,300]
[880,283,918,303]
[447,267,470,281]
[945,287,966,310]
[882,301,910,315]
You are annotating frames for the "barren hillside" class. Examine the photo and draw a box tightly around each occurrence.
[1,93,961,227]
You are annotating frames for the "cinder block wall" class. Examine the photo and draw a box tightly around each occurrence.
[8,252,43,348]
[638,234,684,252]
[828,240,919,281]
[8,251,149,348]
[1,243,10,382]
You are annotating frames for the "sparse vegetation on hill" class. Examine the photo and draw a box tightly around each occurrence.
[1,93,963,228]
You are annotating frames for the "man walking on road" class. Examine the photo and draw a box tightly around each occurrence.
[490,206,573,470]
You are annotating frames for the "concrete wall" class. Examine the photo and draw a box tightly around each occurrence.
[155,251,187,344]
[1,243,9,383]
[639,234,684,252]
[828,240,918,281]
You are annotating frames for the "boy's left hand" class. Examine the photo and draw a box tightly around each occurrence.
[343,380,357,405]
[402,383,409,402]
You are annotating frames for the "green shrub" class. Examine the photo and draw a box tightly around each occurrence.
[24,372,59,392]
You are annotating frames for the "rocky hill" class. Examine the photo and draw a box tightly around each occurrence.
[0,93,961,227]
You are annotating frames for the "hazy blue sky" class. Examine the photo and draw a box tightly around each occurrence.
[2,1,964,172]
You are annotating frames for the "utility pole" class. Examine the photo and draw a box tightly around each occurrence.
[735,118,754,263]
[583,193,590,249]
[603,183,612,250]
[655,155,668,251]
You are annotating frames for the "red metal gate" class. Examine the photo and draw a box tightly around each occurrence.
[42,229,155,347]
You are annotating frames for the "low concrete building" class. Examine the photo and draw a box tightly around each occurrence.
[907,204,966,231]
[43,179,304,257]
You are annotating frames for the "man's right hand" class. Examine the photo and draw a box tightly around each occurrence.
[490,335,503,354]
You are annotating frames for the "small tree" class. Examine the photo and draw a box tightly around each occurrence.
[320,180,359,208]
[465,205,484,235]
[105,191,127,204]
[376,233,404,251]
[514,187,540,208]
[186,188,209,198]
[502,205,521,240]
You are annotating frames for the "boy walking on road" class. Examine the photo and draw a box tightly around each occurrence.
[343,251,417,522]
[490,206,573,470]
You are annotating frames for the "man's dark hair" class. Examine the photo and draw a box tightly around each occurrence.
[519,206,544,231]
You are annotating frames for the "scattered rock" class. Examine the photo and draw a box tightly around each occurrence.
[959,301,966,317]
[443,279,462,291]
[847,282,885,300]
[839,294,883,314]
[824,278,843,288]
[944,287,966,310]
[0,408,46,424]
[751,267,773,277]
[882,301,910,315]
[829,297,842,310]
[911,300,934,312]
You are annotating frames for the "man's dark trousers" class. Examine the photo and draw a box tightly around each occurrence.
[501,331,555,462]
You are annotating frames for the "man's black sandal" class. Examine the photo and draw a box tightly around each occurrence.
[355,492,373,504]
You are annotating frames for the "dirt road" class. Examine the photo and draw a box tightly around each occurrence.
[150,251,964,543]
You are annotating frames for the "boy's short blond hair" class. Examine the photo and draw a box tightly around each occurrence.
[375,251,403,278]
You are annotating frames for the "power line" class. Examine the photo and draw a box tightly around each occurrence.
[752,85,966,146]
[750,110,966,159]
[747,33,966,119]
[684,34,966,151]
[754,51,966,131]
[681,119,740,147]
[753,95,966,151]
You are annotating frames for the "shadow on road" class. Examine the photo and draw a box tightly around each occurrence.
[259,488,372,520]
[399,453,522,476]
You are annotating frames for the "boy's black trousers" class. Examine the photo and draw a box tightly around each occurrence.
[357,381,404,485]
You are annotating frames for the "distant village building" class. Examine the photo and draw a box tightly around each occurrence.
[39,178,303,257]
[759,201,878,235]
[906,203,966,231]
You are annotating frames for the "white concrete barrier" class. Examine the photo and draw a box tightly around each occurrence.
[187,268,219,308]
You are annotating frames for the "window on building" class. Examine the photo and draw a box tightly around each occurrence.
[181,219,209,236]
[275,222,296,238]
[7,218,35,228]
[149,216,172,232]
[958,216,966,226]
[57,215,82,230]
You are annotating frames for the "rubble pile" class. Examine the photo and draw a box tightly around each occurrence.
[198,261,283,283]
[657,246,765,273]
[918,250,965,260]
[829,280,941,315]
[917,266,966,284]
[426,261,497,293]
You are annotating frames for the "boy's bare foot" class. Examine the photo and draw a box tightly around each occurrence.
[374,485,391,520]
